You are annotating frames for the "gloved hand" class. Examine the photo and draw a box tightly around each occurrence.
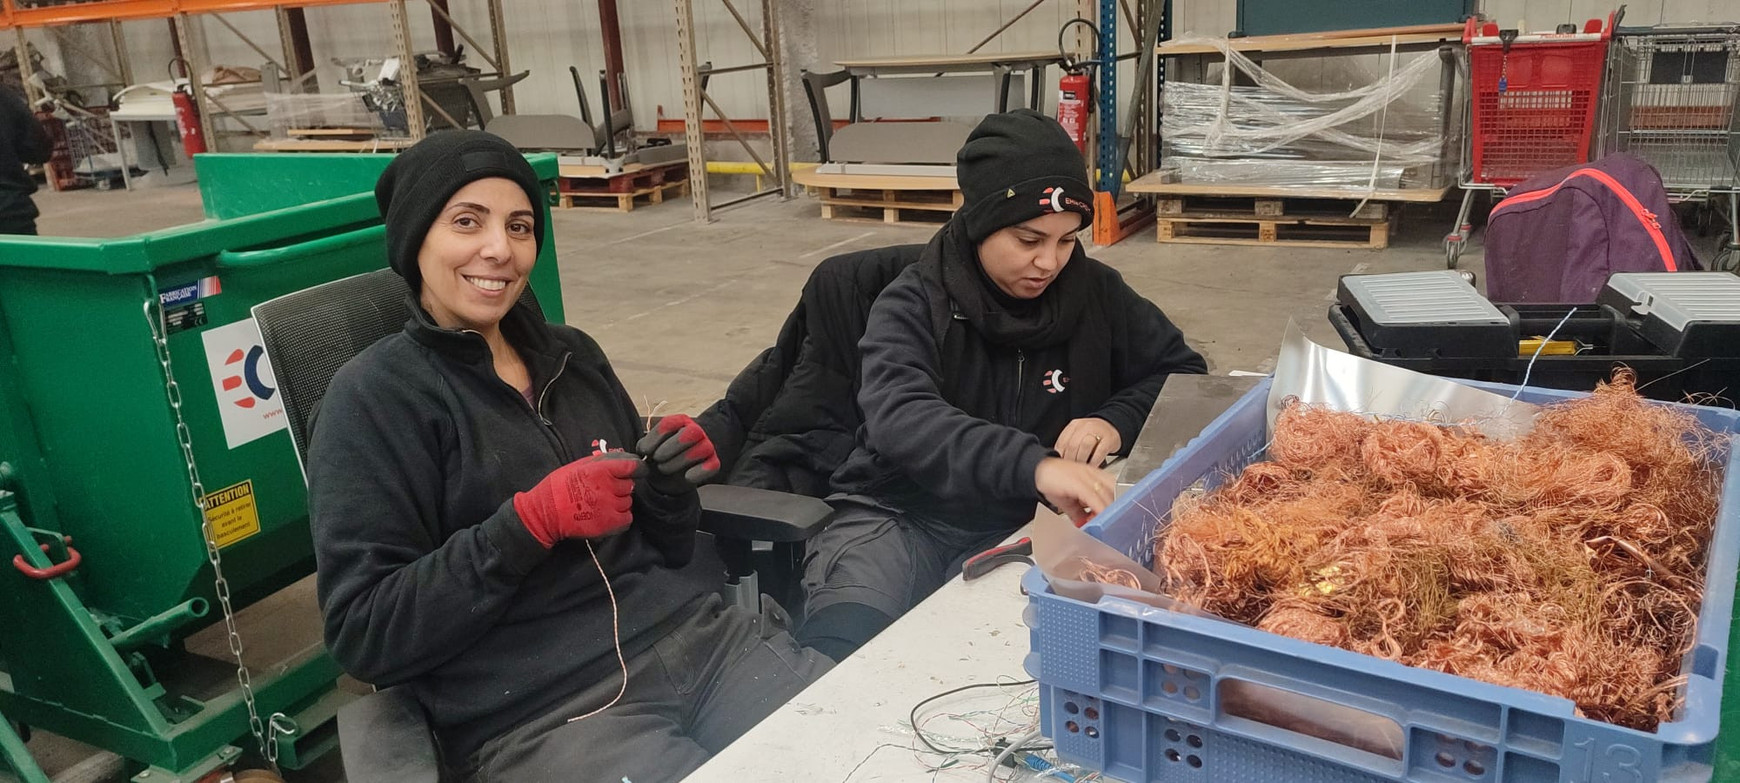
[634,414,720,495]
[513,452,644,548]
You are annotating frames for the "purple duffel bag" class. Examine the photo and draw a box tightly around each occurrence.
[1484,153,1700,303]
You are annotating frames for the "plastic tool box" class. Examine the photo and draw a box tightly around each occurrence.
[1330,271,1740,400]
[1023,377,1740,783]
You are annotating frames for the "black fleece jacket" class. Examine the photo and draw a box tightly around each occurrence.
[830,258,1206,532]
[1,87,50,223]
[307,302,718,761]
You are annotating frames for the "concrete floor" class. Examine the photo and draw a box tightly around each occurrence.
[18,179,1491,782]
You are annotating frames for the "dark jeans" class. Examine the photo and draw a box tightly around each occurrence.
[457,594,832,783]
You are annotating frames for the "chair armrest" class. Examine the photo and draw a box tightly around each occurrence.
[338,684,442,783]
[698,484,833,543]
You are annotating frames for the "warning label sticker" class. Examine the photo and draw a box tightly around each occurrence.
[203,480,261,549]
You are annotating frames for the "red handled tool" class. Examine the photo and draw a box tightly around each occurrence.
[963,537,1033,581]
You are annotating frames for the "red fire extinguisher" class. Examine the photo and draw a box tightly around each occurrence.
[1055,17,1101,154]
[172,87,206,156]
[1056,69,1092,153]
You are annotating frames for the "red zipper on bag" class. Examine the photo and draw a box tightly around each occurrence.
[1490,168,1678,272]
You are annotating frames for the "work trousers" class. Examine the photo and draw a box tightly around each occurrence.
[796,497,1009,659]
[456,594,832,783]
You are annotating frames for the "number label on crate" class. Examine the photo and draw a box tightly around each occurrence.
[1570,738,1643,782]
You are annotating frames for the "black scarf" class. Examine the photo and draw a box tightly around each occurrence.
[916,219,1112,417]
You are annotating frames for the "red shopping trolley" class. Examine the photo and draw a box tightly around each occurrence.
[1444,12,1616,267]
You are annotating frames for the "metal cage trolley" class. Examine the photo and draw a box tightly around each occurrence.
[1602,22,1740,269]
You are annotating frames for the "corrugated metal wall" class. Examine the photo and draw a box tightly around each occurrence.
[63,0,1740,134]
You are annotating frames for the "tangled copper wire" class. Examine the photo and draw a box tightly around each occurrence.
[1153,371,1726,731]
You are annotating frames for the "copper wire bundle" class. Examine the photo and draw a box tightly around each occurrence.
[1153,371,1726,731]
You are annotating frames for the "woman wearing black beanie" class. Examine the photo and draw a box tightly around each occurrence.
[798,110,1207,660]
[306,130,830,782]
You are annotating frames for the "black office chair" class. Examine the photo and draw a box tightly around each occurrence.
[253,268,831,782]
[697,245,924,613]
[799,69,859,163]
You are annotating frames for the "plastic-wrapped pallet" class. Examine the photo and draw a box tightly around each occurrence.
[1159,36,1456,190]
[264,92,385,139]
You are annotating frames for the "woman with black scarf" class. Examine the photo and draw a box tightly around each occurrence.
[797,110,1208,661]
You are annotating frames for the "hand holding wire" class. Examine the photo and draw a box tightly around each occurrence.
[634,414,720,494]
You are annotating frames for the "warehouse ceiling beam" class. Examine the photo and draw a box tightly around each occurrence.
[673,0,791,222]
[0,1,384,29]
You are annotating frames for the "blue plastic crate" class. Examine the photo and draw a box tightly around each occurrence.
[1023,377,1740,783]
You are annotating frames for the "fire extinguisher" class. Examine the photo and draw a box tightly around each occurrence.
[1055,18,1102,154]
[1057,69,1092,153]
[172,86,206,156]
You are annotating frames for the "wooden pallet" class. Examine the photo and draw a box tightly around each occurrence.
[1156,194,1390,221]
[1124,171,1452,204]
[286,127,379,140]
[556,160,689,196]
[556,179,688,211]
[816,185,963,225]
[1157,212,1392,249]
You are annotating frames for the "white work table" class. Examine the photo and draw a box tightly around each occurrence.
[684,518,1043,782]
[685,375,1255,782]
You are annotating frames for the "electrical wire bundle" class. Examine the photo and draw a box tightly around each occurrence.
[1152,370,1725,731]
[841,679,1097,783]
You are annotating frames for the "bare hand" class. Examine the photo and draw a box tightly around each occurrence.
[1055,417,1120,467]
[1034,457,1115,525]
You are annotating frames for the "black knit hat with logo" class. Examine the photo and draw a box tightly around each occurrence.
[374,130,545,291]
[954,109,1096,242]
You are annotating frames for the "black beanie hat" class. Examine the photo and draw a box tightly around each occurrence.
[374,130,546,291]
[955,109,1096,243]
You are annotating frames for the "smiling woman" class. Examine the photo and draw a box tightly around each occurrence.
[415,179,541,392]
[305,130,831,783]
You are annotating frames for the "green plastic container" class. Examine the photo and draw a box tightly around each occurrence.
[0,152,563,779]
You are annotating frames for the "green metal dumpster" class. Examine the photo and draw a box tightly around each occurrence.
[0,152,563,782]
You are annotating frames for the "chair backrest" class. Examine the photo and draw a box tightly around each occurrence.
[799,69,855,162]
[698,244,922,495]
[253,267,541,476]
[457,71,531,129]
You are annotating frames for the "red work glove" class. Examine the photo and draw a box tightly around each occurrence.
[634,414,720,495]
[513,452,644,548]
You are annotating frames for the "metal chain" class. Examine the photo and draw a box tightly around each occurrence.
[142,298,284,770]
